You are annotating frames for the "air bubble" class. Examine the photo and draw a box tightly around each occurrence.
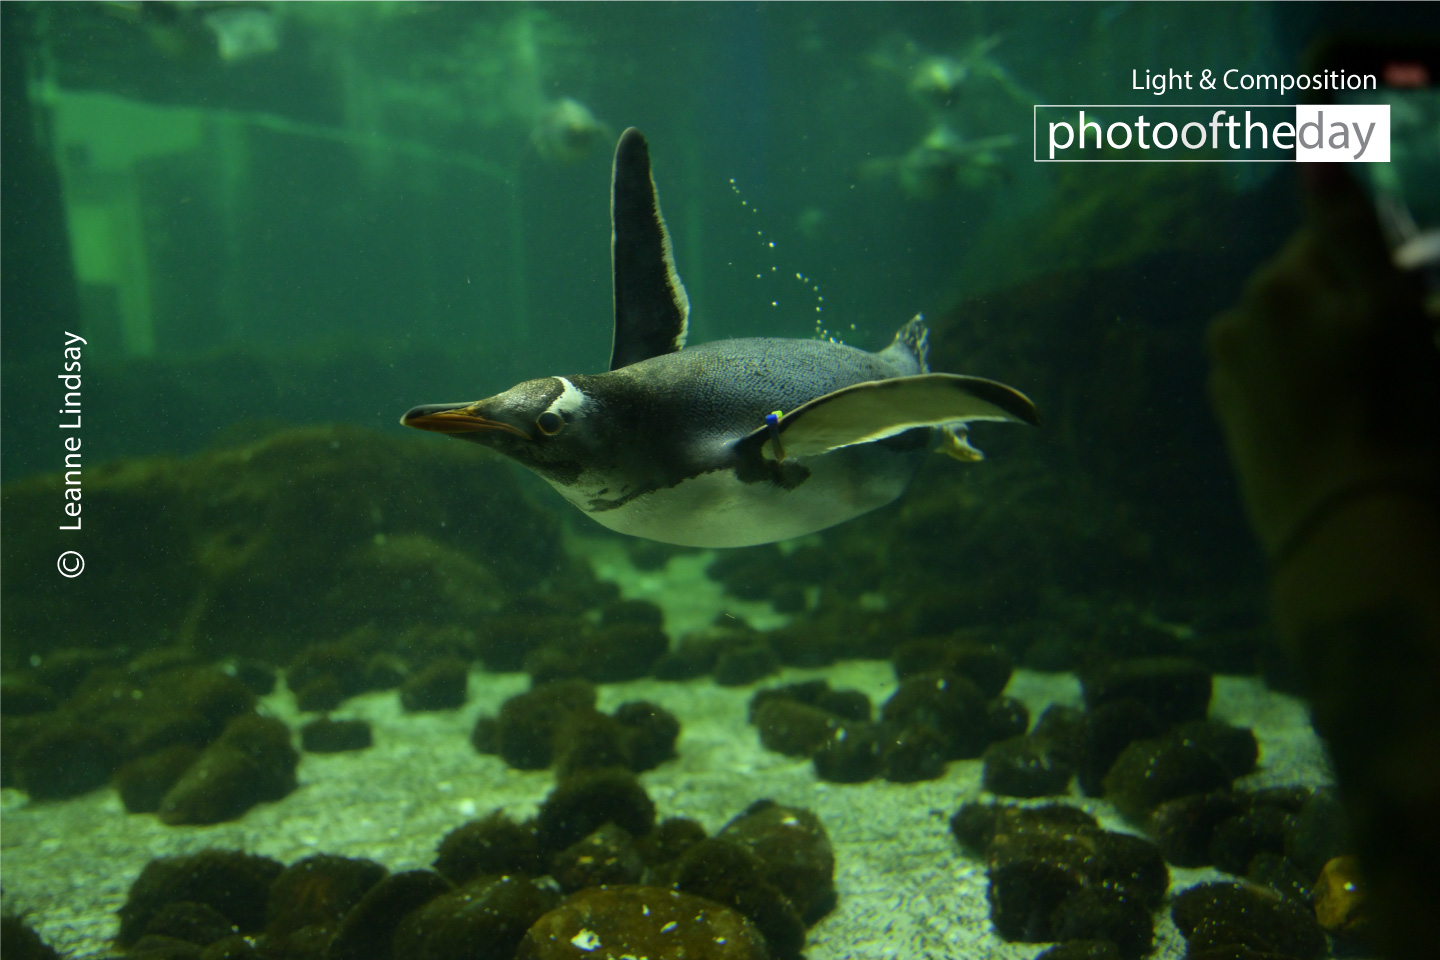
[730,175,825,332]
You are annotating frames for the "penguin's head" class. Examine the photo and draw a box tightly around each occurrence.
[401,376,597,484]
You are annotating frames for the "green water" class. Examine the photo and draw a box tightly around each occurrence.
[0,4,1424,958]
[3,0,1332,650]
[6,3,1322,473]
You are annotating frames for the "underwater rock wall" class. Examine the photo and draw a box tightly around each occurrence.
[1,425,570,667]
[927,163,1297,610]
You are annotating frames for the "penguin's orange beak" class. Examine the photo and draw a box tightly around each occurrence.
[400,403,529,438]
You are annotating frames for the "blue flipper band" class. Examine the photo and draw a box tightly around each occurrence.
[765,411,785,462]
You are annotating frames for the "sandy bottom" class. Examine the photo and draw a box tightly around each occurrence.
[1,540,1333,960]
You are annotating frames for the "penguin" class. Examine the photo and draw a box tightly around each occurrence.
[402,128,1038,548]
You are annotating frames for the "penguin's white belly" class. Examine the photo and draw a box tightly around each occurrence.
[552,446,921,548]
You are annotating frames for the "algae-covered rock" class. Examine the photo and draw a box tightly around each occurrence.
[327,870,453,960]
[612,700,680,772]
[1036,942,1123,960]
[524,622,669,686]
[817,688,872,722]
[706,545,791,602]
[1078,699,1162,797]
[762,609,888,668]
[1103,736,1233,824]
[551,708,631,778]
[1031,704,1085,764]
[393,875,560,960]
[1171,719,1259,779]
[653,629,729,679]
[493,679,597,771]
[881,671,1021,760]
[551,823,644,892]
[398,657,469,712]
[748,682,881,782]
[158,715,297,825]
[1248,851,1313,904]
[138,901,236,948]
[637,816,709,867]
[1147,791,1246,868]
[288,642,370,710]
[714,638,782,686]
[479,683,680,777]
[1,426,567,667]
[1285,786,1351,878]
[1081,657,1213,727]
[753,699,841,758]
[811,723,882,783]
[434,810,544,884]
[516,886,770,960]
[1052,887,1155,960]
[300,718,372,753]
[121,933,206,959]
[475,613,582,673]
[536,767,655,855]
[982,734,1075,798]
[117,850,284,946]
[13,719,120,799]
[893,637,1014,697]
[955,801,1167,952]
[598,598,665,628]
[469,715,500,754]
[675,839,804,959]
[116,745,202,813]
[1171,881,1327,960]
[1208,802,1291,876]
[198,933,258,960]
[880,723,949,783]
[265,854,387,937]
[294,675,347,713]
[56,665,255,765]
[747,680,830,720]
[950,801,1099,858]
[719,800,836,925]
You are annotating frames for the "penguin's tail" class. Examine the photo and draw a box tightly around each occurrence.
[885,314,931,373]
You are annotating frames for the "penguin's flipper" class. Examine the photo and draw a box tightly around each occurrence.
[744,373,1040,460]
[609,127,690,371]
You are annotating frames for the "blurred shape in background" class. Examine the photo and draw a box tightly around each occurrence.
[530,96,611,165]
[101,1,280,64]
[860,124,1014,200]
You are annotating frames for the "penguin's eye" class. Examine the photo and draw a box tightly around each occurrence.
[536,411,565,436]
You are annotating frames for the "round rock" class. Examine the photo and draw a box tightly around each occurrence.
[515,885,769,960]
[981,735,1075,798]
